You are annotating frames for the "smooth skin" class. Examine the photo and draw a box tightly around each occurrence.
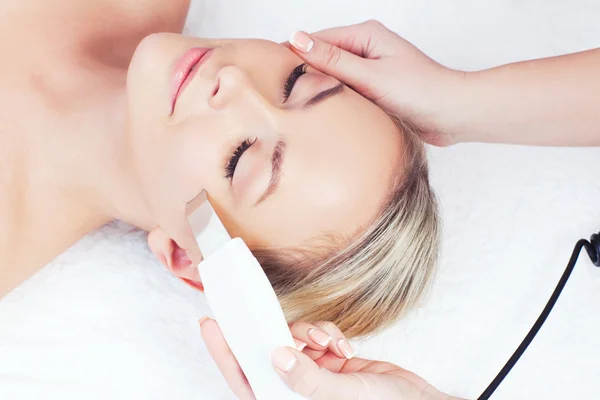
[203,20,599,400]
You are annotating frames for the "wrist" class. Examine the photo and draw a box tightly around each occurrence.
[429,67,475,146]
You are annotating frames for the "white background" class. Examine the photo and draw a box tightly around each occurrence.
[1,1,600,399]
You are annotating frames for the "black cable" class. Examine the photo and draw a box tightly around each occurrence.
[477,232,600,400]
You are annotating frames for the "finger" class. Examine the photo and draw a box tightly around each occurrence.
[272,347,359,400]
[293,338,308,352]
[289,322,331,349]
[311,350,350,373]
[288,30,373,93]
[200,318,256,400]
[288,321,330,360]
[314,321,357,360]
[289,321,351,360]
[311,20,396,59]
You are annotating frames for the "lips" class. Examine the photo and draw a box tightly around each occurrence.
[170,47,213,114]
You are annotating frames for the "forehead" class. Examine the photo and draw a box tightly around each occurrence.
[233,87,403,249]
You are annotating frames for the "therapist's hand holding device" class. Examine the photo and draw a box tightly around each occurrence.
[201,318,456,400]
[191,193,456,400]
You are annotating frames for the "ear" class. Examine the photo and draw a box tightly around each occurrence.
[148,227,204,291]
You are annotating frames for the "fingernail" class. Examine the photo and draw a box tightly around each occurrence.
[294,339,307,351]
[337,339,356,359]
[307,328,332,347]
[289,31,314,53]
[272,347,298,372]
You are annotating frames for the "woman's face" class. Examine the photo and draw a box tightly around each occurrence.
[126,34,403,280]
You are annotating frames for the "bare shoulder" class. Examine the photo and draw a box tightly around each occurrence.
[0,0,192,61]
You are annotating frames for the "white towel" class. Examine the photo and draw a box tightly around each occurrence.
[0,222,232,399]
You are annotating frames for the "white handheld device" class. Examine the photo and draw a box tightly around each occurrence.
[188,194,304,400]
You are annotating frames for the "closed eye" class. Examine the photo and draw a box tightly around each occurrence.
[282,63,307,102]
[225,137,256,181]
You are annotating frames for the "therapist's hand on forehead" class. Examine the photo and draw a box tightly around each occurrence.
[288,20,463,147]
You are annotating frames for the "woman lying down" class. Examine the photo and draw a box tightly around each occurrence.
[0,0,438,339]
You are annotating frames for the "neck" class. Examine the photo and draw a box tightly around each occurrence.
[0,60,152,298]
[48,78,153,230]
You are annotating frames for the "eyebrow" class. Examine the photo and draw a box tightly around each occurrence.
[303,83,345,109]
[253,84,344,206]
[255,140,286,205]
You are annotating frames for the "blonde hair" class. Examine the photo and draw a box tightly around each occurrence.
[253,117,440,338]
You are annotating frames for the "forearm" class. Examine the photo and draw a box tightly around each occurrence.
[445,49,600,146]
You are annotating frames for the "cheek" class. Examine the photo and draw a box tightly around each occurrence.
[176,136,220,195]
[167,122,233,204]
[126,121,222,214]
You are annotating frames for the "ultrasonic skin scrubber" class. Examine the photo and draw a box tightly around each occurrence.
[188,192,304,400]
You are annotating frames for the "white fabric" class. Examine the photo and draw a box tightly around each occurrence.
[2,1,600,399]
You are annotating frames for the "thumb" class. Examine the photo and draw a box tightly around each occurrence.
[289,31,372,94]
[272,347,360,400]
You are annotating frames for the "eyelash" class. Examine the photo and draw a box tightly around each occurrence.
[223,64,307,182]
[225,137,256,181]
[283,63,308,102]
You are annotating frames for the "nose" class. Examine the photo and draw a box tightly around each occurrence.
[209,65,272,114]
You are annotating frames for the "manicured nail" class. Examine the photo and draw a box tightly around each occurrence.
[289,31,314,53]
[337,339,356,359]
[307,328,332,347]
[294,339,307,351]
[272,347,298,372]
